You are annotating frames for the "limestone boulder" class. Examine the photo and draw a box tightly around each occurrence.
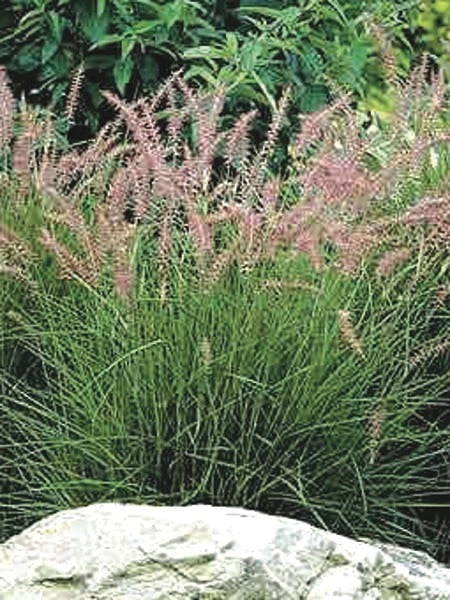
[0,503,448,599]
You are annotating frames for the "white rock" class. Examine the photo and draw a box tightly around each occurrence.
[0,503,448,599]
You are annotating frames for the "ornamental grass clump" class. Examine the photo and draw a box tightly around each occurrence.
[0,51,449,565]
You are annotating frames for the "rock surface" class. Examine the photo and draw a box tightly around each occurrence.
[0,503,448,599]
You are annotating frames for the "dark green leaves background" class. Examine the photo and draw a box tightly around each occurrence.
[0,1,444,136]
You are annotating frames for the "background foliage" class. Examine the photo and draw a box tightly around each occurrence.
[0,0,440,135]
[409,0,450,75]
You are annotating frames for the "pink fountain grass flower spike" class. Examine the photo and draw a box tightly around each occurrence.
[324,220,391,276]
[0,224,35,281]
[238,211,264,272]
[251,87,290,194]
[225,110,258,168]
[12,133,30,178]
[11,106,52,201]
[102,91,164,177]
[49,194,102,274]
[203,243,240,291]
[240,211,262,248]
[300,152,374,210]
[410,339,450,369]
[166,83,186,162]
[41,228,99,287]
[368,398,387,465]
[294,227,324,272]
[149,69,184,115]
[49,117,124,199]
[399,194,450,255]
[12,111,35,190]
[411,54,432,113]
[376,248,410,279]
[401,196,450,243]
[40,175,137,299]
[130,155,152,222]
[65,64,85,125]
[367,22,398,87]
[295,94,351,154]
[259,278,318,293]
[431,68,446,113]
[153,164,182,202]
[188,213,213,259]
[37,111,58,196]
[194,87,226,195]
[261,176,280,213]
[106,167,130,229]
[204,202,245,227]
[0,66,15,155]
[337,309,364,357]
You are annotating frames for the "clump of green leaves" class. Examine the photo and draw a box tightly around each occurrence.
[0,0,437,135]
[0,0,218,131]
